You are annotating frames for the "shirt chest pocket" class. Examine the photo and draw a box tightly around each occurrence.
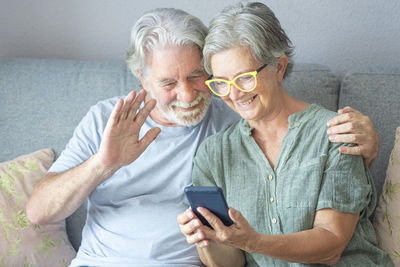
[276,156,326,208]
[275,157,326,233]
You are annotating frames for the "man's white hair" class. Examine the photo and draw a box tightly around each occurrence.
[126,8,208,78]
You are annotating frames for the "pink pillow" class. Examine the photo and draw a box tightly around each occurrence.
[374,127,400,266]
[0,148,76,266]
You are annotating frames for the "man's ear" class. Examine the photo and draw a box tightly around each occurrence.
[136,70,147,91]
[276,55,288,82]
[137,70,144,83]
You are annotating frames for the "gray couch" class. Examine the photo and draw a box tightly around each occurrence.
[1,58,399,252]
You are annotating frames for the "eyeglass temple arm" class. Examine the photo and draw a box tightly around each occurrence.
[256,63,268,73]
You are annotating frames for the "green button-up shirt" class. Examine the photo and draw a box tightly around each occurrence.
[192,104,393,266]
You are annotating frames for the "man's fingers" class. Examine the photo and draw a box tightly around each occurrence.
[109,98,124,126]
[327,122,354,135]
[121,90,137,119]
[328,133,365,144]
[135,99,157,126]
[338,106,358,114]
[339,145,362,156]
[128,90,147,120]
[327,112,355,127]
[139,127,161,151]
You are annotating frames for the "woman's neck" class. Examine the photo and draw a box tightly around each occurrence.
[249,90,308,136]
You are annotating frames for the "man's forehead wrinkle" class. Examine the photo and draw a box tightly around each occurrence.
[145,44,205,83]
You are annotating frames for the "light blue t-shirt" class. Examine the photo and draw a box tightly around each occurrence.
[49,96,239,267]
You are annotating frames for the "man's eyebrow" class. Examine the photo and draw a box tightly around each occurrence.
[190,68,206,76]
[157,68,205,84]
[158,78,176,84]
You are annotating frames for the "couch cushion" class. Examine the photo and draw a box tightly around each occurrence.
[339,67,400,199]
[283,63,340,111]
[0,148,76,265]
[373,127,400,265]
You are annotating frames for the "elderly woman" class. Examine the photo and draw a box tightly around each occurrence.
[177,2,393,266]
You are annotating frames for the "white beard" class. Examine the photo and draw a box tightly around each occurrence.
[148,90,212,127]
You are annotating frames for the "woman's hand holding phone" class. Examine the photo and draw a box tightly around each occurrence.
[178,186,258,250]
[177,207,210,247]
[194,207,259,252]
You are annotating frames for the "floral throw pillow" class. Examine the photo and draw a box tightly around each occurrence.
[374,127,400,266]
[0,148,76,266]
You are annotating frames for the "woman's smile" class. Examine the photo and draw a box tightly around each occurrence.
[235,94,258,109]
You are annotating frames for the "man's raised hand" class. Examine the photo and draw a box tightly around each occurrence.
[96,90,161,171]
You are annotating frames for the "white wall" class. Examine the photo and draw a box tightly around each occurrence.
[1,0,399,76]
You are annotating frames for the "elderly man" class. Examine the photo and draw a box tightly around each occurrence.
[26,7,378,267]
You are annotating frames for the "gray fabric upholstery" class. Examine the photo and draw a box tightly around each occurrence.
[339,67,400,199]
[283,63,340,111]
[0,58,138,161]
[1,58,398,252]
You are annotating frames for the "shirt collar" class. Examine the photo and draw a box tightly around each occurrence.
[239,104,321,135]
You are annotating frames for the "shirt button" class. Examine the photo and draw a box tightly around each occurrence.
[272,218,277,224]
[270,197,274,202]
[268,175,273,181]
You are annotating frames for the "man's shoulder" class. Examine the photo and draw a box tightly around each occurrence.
[206,97,240,128]
[73,96,124,133]
[88,96,122,117]
[200,119,242,149]
[209,97,233,114]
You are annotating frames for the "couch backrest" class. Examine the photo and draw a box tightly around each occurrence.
[0,58,139,161]
[0,59,341,164]
[339,67,400,199]
[283,63,340,111]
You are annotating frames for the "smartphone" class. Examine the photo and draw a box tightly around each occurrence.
[184,186,233,228]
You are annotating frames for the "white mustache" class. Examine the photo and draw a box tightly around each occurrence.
[170,92,205,108]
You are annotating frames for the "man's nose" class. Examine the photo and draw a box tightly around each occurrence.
[177,82,197,103]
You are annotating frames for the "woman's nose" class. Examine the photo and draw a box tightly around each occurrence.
[228,83,243,100]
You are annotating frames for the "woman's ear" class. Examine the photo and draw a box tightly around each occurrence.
[276,55,288,82]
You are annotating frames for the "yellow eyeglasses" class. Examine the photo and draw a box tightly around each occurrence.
[205,64,267,97]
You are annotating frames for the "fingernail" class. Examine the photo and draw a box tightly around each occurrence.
[193,220,200,227]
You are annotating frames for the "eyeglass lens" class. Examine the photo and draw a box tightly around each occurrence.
[209,74,256,95]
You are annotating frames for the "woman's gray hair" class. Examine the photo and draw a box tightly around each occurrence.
[203,2,294,78]
[126,8,208,78]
